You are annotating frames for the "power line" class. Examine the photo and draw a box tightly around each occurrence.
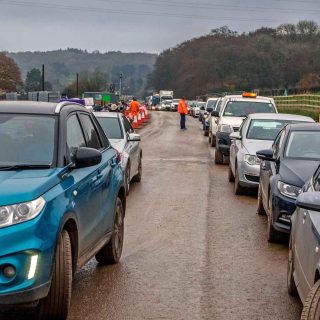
[95,0,320,15]
[0,0,278,22]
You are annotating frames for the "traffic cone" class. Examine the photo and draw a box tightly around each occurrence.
[132,115,138,129]
[137,112,142,126]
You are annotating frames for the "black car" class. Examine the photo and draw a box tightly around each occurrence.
[256,123,320,243]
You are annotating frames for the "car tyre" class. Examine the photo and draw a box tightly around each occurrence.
[37,230,72,320]
[132,156,142,182]
[95,198,124,264]
[234,164,245,195]
[257,182,266,215]
[267,195,282,243]
[301,280,320,320]
[125,165,130,195]
[215,148,223,164]
[287,236,298,296]
[228,165,235,182]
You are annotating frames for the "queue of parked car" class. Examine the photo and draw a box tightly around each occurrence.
[198,92,320,319]
[0,100,143,320]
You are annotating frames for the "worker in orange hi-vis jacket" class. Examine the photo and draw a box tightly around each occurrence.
[128,97,140,119]
[177,97,188,130]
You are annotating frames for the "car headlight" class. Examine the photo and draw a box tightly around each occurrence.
[0,197,46,228]
[218,124,233,133]
[244,154,262,166]
[277,181,302,199]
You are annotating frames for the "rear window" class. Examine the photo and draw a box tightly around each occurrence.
[96,117,123,140]
[223,101,275,117]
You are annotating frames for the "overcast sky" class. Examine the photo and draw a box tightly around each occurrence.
[0,0,319,53]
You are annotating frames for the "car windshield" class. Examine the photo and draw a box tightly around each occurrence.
[197,102,205,107]
[247,120,300,141]
[285,131,320,159]
[96,117,123,139]
[0,114,56,166]
[223,101,275,117]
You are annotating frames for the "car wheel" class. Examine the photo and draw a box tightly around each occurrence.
[267,195,282,243]
[287,235,298,296]
[234,164,245,195]
[228,164,235,182]
[301,280,320,320]
[37,230,72,320]
[125,165,130,195]
[215,148,223,164]
[132,157,142,182]
[211,134,216,147]
[95,197,124,264]
[257,182,266,215]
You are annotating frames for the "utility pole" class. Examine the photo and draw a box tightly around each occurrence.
[119,73,123,97]
[76,73,79,97]
[41,64,45,91]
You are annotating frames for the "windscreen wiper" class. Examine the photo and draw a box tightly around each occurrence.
[0,164,51,171]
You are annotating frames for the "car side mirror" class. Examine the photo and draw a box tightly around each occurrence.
[296,192,320,212]
[211,111,220,117]
[74,147,102,168]
[256,149,275,162]
[230,132,241,140]
[128,133,141,142]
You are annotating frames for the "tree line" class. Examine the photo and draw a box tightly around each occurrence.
[147,21,320,98]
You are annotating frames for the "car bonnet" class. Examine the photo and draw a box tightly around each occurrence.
[0,169,63,206]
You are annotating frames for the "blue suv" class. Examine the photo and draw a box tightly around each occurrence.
[0,101,126,319]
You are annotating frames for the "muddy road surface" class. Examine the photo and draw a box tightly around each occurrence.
[0,112,301,319]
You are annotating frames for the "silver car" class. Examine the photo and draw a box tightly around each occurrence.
[228,113,314,194]
[288,171,320,317]
[94,112,142,194]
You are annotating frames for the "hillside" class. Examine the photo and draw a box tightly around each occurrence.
[148,22,320,98]
[7,49,157,95]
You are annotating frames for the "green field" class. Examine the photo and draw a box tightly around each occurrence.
[274,95,320,121]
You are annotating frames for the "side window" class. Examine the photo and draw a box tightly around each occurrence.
[67,114,86,161]
[314,172,320,191]
[239,119,246,137]
[79,113,102,150]
[273,130,285,158]
[215,101,222,112]
[122,116,134,134]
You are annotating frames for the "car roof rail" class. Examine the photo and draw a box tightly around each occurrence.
[55,101,86,114]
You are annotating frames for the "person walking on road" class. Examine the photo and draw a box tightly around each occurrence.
[178,97,188,130]
[128,97,140,122]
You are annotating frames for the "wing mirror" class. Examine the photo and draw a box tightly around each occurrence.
[256,149,275,162]
[230,132,241,140]
[211,111,220,117]
[74,147,102,168]
[128,133,141,142]
[296,192,320,212]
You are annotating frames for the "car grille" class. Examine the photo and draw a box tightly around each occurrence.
[245,174,259,183]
